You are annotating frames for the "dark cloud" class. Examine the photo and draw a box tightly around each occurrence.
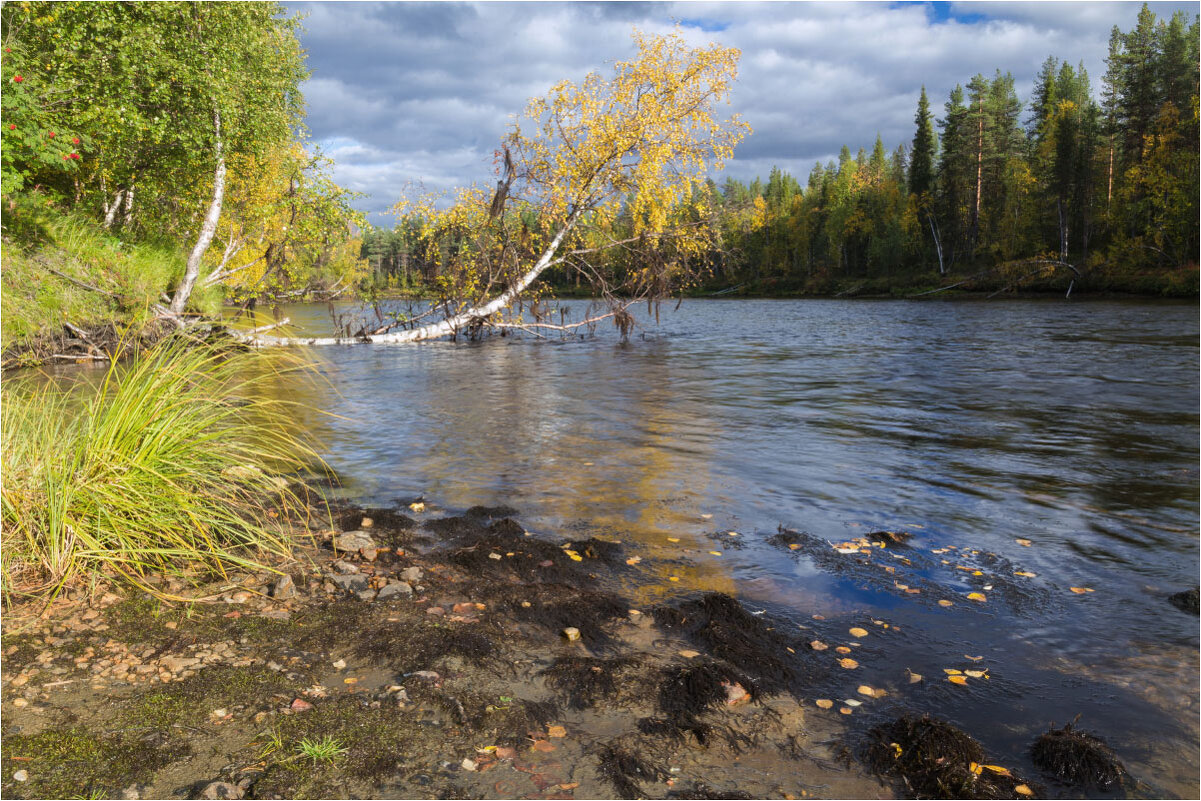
[286,1,1196,223]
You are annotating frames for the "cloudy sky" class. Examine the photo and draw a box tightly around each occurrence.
[285,1,1194,225]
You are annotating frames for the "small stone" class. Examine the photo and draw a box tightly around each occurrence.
[225,591,251,604]
[290,698,313,712]
[266,661,283,672]
[163,621,178,630]
[160,656,199,673]
[488,552,503,560]
[412,670,440,681]
[199,780,242,799]
[461,758,477,772]
[81,609,100,621]
[426,606,445,616]
[356,589,376,602]
[11,675,29,687]
[121,783,140,799]
[360,547,378,562]
[360,517,374,528]
[562,627,581,642]
[332,659,347,669]
[399,567,423,583]
[333,530,377,552]
[330,574,369,593]
[12,698,29,708]
[13,769,28,782]
[269,574,297,600]
[376,581,413,600]
[331,560,359,575]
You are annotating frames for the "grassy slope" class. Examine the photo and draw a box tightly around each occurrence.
[1,195,221,359]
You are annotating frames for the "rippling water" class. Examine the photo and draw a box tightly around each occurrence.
[45,297,1201,795]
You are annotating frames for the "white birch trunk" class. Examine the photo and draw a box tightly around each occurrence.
[170,111,225,315]
[103,190,125,228]
[242,217,577,347]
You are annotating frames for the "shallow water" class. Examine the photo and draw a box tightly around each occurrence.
[35,296,1201,796]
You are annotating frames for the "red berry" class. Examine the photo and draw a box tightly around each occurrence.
[70,153,79,159]
[72,137,80,145]
[12,74,23,83]
[7,124,14,130]
[48,131,55,138]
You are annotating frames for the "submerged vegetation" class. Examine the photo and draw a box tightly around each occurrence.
[0,339,319,604]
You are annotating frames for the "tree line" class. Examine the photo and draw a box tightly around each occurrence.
[374,5,1196,297]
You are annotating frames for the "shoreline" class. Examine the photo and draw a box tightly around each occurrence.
[2,494,1150,800]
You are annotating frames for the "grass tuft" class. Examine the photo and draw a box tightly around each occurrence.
[1,337,323,604]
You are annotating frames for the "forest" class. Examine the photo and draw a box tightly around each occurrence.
[366,5,1198,298]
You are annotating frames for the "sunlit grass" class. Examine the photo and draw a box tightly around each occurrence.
[295,735,348,765]
[1,337,324,605]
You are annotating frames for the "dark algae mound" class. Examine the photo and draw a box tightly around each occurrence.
[1168,586,1199,615]
[596,743,668,798]
[652,592,801,691]
[1031,721,1129,790]
[864,714,1034,799]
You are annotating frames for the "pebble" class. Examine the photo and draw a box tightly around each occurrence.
[198,780,242,800]
[360,547,378,562]
[563,627,581,642]
[333,530,377,552]
[376,581,413,600]
[426,606,445,616]
[360,517,373,528]
[12,698,29,708]
[332,658,347,669]
[399,566,423,583]
[269,574,297,600]
[13,770,28,782]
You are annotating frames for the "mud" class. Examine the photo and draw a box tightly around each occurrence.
[2,502,881,800]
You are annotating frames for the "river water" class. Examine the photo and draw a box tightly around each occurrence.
[242,297,1198,797]
[48,297,1201,796]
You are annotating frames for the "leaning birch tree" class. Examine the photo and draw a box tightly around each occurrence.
[246,30,750,346]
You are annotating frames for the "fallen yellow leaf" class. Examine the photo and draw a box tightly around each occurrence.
[678,649,700,658]
[906,588,922,594]
[1069,587,1094,594]
[1015,784,1033,797]
[409,502,426,512]
[964,654,983,661]
[967,592,987,602]
[1015,538,1032,546]
[1014,570,1036,578]
[857,685,875,697]
[839,706,852,715]
[625,556,642,565]
[788,543,801,550]
[938,599,954,607]
[948,675,968,685]
[835,646,853,654]
[964,669,987,678]
[564,550,583,562]
[849,627,869,638]
[809,640,828,651]
[666,537,680,543]
[838,658,859,669]
[815,699,834,709]
[547,725,567,738]
[708,551,722,556]
[906,669,923,683]
[944,669,963,675]
[844,698,862,707]
[983,765,1011,776]
[968,762,983,775]
[668,576,680,582]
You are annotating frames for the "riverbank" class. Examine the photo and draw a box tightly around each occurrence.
[6,492,1161,800]
[1,499,887,800]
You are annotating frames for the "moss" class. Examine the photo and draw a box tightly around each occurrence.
[102,595,176,645]
[354,619,498,673]
[1,725,188,799]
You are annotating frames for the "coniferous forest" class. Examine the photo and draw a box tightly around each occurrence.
[367,5,1198,297]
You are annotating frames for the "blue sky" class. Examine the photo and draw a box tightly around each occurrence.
[285,1,1195,225]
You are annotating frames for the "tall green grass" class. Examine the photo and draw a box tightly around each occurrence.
[1,338,323,604]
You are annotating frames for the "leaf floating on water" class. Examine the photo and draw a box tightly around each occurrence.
[964,669,988,678]
[700,514,713,520]
[944,669,963,675]
[983,765,1012,776]
[666,537,681,543]
[849,627,869,638]
[1015,538,1032,546]
[1069,587,1094,594]
[809,640,829,651]
[815,699,834,709]
[409,501,425,512]
[839,707,852,715]
[1015,784,1034,797]
[906,588,922,594]
[838,658,859,669]
[1014,570,1037,578]
[968,762,984,775]
[894,582,909,591]
[812,614,826,620]
[836,548,860,555]
[788,543,801,550]
[727,531,740,537]
[708,551,723,556]
[844,698,863,707]
[967,592,987,602]
[938,599,954,607]
[964,655,984,661]
[906,669,923,683]
[835,646,853,654]
[948,675,969,685]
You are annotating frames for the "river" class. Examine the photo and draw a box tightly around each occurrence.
[57,297,1201,796]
